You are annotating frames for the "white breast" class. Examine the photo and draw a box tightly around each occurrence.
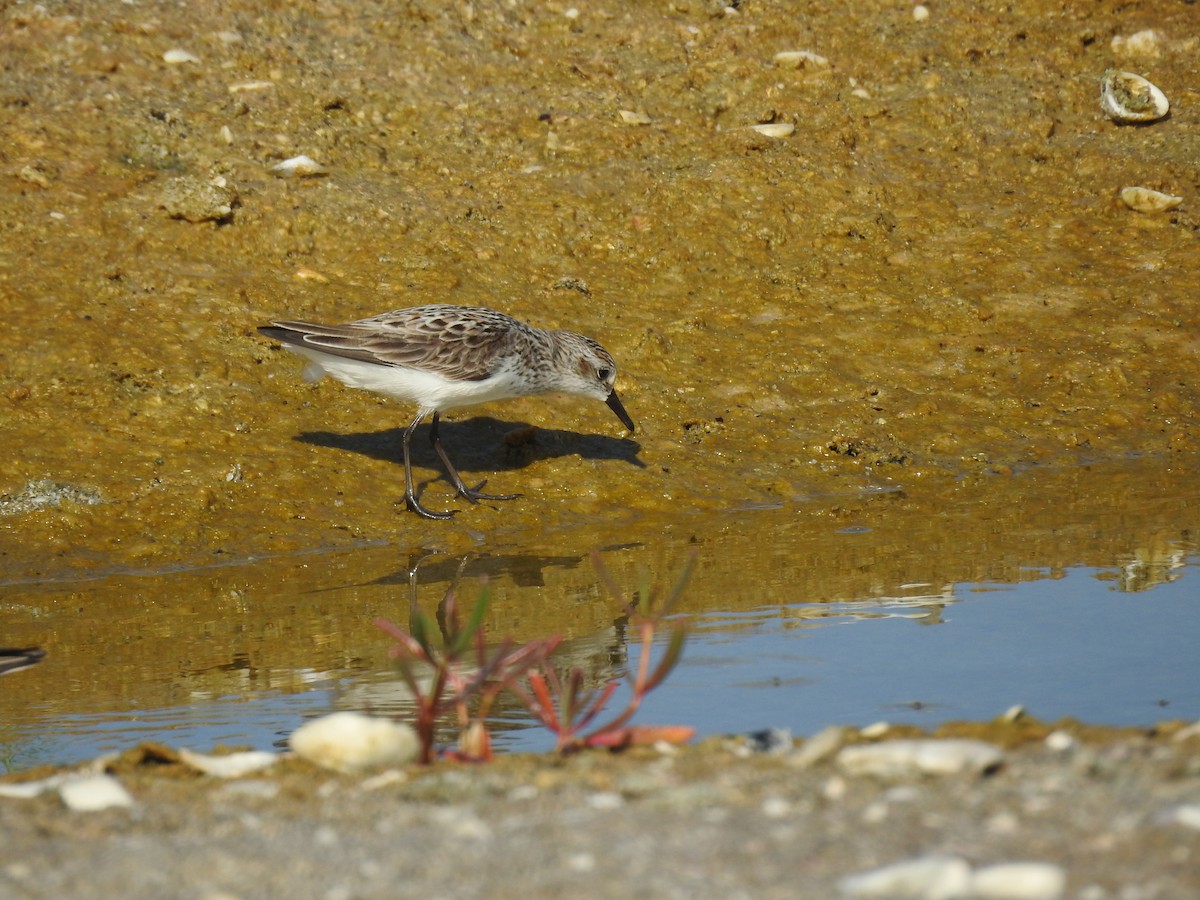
[286,345,528,411]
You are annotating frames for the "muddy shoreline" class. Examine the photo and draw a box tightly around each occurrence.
[2,2,1199,896]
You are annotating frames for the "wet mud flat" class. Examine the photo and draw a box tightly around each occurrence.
[1,0,1199,577]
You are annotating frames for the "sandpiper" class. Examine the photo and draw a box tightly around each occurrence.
[259,305,635,519]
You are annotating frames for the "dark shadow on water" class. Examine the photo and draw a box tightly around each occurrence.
[296,415,644,477]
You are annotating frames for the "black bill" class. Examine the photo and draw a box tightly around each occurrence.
[606,389,635,433]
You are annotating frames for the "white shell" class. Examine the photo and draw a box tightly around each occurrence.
[773,50,829,70]
[289,711,419,773]
[1100,69,1169,124]
[1119,186,1183,213]
[162,48,199,65]
[178,748,279,778]
[59,774,135,811]
[269,155,328,178]
[749,123,795,138]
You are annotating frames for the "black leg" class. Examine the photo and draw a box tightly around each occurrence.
[429,412,520,503]
[401,410,456,519]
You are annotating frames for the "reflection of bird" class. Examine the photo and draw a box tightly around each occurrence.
[0,647,45,676]
[259,305,635,520]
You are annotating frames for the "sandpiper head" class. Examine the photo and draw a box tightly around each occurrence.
[558,333,635,433]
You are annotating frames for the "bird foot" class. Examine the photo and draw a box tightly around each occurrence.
[457,479,521,504]
[402,493,457,520]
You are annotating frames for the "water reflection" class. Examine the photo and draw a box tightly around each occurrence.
[1,458,1198,771]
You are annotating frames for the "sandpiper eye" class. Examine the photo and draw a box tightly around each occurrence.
[597,367,611,381]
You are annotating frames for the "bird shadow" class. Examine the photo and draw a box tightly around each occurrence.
[296,415,645,481]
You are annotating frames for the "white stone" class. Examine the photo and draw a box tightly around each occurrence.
[0,774,68,799]
[1044,731,1076,752]
[1119,186,1183,213]
[791,725,850,768]
[58,775,134,812]
[269,155,328,178]
[289,712,419,774]
[617,109,652,126]
[773,50,830,70]
[968,862,1066,899]
[1170,720,1200,742]
[179,748,279,778]
[749,123,794,138]
[839,855,971,899]
[1111,29,1160,56]
[1164,804,1200,831]
[162,48,200,65]
[837,739,1004,778]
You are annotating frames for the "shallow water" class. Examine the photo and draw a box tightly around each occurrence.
[3,457,1196,771]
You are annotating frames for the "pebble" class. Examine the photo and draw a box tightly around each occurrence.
[178,748,278,778]
[1170,719,1200,742]
[1162,803,1200,831]
[0,773,69,799]
[1119,187,1183,214]
[269,155,328,178]
[749,123,794,138]
[1043,731,1076,752]
[969,862,1066,899]
[587,791,624,810]
[745,727,793,755]
[1110,29,1160,57]
[791,725,850,768]
[59,775,135,812]
[839,854,972,899]
[837,739,1004,778]
[160,177,238,223]
[617,109,651,125]
[773,50,829,70]
[289,712,419,774]
[840,856,1065,900]
[162,48,199,65]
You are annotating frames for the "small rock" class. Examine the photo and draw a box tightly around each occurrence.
[178,748,278,778]
[745,727,792,755]
[1171,720,1200,742]
[791,725,849,768]
[1162,804,1200,831]
[160,177,238,223]
[773,50,830,69]
[617,109,651,125]
[839,855,971,899]
[1044,731,1076,752]
[837,739,1004,778]
[749,123,794,138]
[1119,186,1183,213]
[59,775,134,812]
[1110,29,1160,57]
[162,48,200,65]
[969,862,1066,900]
[269,155,328,178]
[289,712,419,774]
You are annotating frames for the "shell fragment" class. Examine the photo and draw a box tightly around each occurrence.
[1100,69,1169,124]
[1119,186,1183,213]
